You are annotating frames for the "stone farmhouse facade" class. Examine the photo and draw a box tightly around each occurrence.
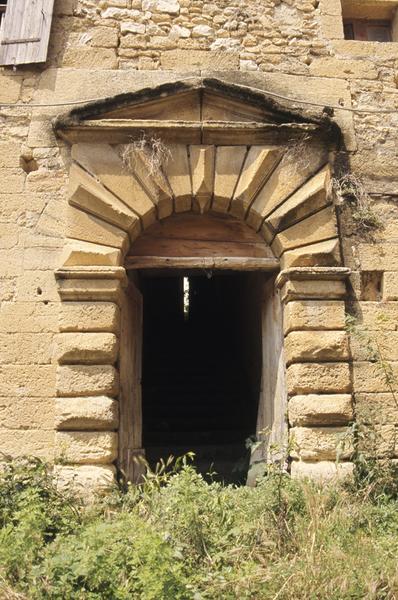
[0,0,398,491]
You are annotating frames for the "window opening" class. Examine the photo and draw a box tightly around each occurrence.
[0,0,7,25]
[343,19,392,41]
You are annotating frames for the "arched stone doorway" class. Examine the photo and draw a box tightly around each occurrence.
[54,78,353,490]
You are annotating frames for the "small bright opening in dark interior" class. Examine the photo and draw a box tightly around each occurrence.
[142,271,263,485]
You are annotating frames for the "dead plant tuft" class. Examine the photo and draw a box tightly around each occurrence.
[333,173,383,232]
[120,134,171,176]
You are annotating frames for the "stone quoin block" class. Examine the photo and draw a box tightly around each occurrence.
[291,461,354,481]
[59,302,120,333]
[284,330,349,364]
[280,279,346,303]
[283,300,346,334]
[55,333,119,364]
[56,365,119,397]
[288,394,353,427]
[55,431,118,464]
[54,465,117,495]
[290,426,353,461]
[55,396,119,430]
[287,362,351,395]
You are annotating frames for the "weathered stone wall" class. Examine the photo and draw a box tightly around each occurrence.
[1,0,398,482]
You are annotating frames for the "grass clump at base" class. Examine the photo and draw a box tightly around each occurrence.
[1,456,398,599]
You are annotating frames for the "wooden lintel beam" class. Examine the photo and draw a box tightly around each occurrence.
[125,256,280,271]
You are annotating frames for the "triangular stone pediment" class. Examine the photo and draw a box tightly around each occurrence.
[54,78,340,147]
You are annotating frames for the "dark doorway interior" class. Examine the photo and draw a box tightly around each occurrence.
[141,271,263,484]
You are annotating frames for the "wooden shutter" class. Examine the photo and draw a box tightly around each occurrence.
[119,280,146,484]
[247,277,287,486]
[0,0,54,66]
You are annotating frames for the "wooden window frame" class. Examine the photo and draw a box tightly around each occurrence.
[343,18,393,42]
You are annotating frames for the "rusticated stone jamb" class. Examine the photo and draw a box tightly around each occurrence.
[54,267,123,479]
[275,267,354,475]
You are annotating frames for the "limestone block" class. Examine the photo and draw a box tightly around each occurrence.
[0,397,54,430]
[0,249,23,277]
[357,244,398,272]
[230,147,281,219]
[309,58,377,80]
[16,270,59,303]
[0,73,22,103]
[353,362,398,393]
[122,148,173,220]
[59,302,120,333]
[0,333,53,365]
[69,163,140,238]
[290,426,353,461]
[0,430,54,459]
[57,279,123,303]
[71,144,156,228]
[56,365,119,397]
[160,50,238,70]
[359,302,398,331]
[0,302,59,333]
[164,144,192,213]
[142,0,180,14]
[383,272,398,301]
[0,365,56,398]
[283,300,346,334]
[54,465,116,495]
[0,169,25,194]
[287,362,351,395]
[281,238,341,269]
[61,241,122,268]
[213,146,247,213]
[0,194,26,223]
[355,393,398,425]
[190,145,215,213]
[333,40,398,60]
[285,331,349,364]
[247,143,328,230]
[89,26,119,48]
[67,206,129,253]
[62,47,118,69]
[350,331,398,361]
[288,394,353,426]
[291,460,354,481]
[265,167,331,236]
[23,247,63,271]
[320,14,344,39]
[0,142,21,168]
[281,279,346,303]
[271,206,338,257]
[55,396,119,430]
[56,333,118,365]
[55,431,118,464]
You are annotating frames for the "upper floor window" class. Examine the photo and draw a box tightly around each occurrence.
[0,1,7,26]
[344,19,392,42]
[341,0,398,42]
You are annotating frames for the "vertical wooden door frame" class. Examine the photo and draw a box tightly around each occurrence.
[118,275,146,484]
[247,274,287,485]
